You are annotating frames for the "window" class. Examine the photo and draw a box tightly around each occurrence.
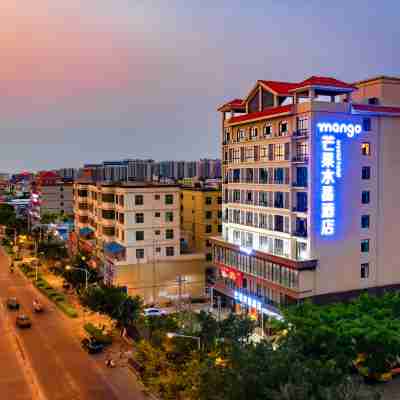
[361,191,370,204]
[361,142,370,156]
[135,195,143,205]
[155,212,161,218]
[102,209,115,219]
[362,166,371,180]
[155,194,160,200]
[361,263,369,279]
[205,225,212,233]
[206,253,212,262]
[136,231,144,241]
[205,197,212,205]
[135,213,144,223]
[60,194,64,199]
[278,121,288,136]
[166,246,175,256]
[361,215,370,229]
[205,211,212,219]
[361,239,370,253]
[60,202,64,206]
[218,224,222,233]
[102,193,115,203]
[363,118,371,132]
[165,212,174,222]
[218,211,222,219]
[165,194,174,205]
[60,187,64,192]
[263,124,272,137]
[156,247,161,253]
[155,230,160,235]
[274,144,285,161]
[250,127,258,139]
[136,249,144,259]
[217,196,222,204]
[206,239,212,247]
[166,229,174,239]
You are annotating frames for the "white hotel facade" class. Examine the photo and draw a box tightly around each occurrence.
[212,75,400,314]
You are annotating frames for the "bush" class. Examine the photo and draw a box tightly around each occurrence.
[56,301,78,318]
[84,322,113,345]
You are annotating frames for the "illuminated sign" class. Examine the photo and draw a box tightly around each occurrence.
[317,122,362,138]
[318,121,362,236]
[234,290,262,311]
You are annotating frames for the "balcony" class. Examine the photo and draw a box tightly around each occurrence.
[292,155,309,163]
[292,181,308,188]
[292,230,308,238]
[292,129,308,138]
[292,206,308,213]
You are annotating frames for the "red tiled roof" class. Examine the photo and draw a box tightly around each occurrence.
[228,104,293,124]
[217,98,245,111]
[293,76,355,91]
[259,80,299,94]
[352,104,400,114]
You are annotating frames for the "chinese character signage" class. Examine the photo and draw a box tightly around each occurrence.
[317,121,362,237]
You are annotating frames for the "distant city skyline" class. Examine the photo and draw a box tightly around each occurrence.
[0,0,399,171]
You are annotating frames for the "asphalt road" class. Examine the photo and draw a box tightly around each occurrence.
[0,248,138,400]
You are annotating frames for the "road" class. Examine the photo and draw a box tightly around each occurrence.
[0,248,147,400]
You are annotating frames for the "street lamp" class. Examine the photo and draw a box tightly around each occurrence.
[166,332,201,351]
[65,265,89,290]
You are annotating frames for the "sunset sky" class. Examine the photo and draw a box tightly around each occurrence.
[0,0,399,171]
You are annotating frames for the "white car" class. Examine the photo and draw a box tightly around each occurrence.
[144,308,166,317]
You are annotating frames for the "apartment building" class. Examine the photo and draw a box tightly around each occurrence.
[74,182,205,303]
[212,75,400,316]
[41,182,73,216]
[181,186,222,265]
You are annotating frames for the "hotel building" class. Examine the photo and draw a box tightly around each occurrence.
[212,75,400,315]
[73,182,205,303]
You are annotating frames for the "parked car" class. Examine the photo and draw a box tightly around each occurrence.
[16,315,32,328]
[81,338,104,354]
[144,307,166,317]
[7,297,20,310]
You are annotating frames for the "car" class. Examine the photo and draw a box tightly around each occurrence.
[81,338,104,354]
[7,297,20,310]
[16,315,32,329]
[144,307,166,317]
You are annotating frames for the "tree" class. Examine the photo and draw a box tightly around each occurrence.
[113,295,143,335]
[40,212,59,224]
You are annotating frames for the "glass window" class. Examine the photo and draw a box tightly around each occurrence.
[135,213,144,223]
[218,225,222,233]
[361,263,369,279]
[363,118,371,132]
[205,197,212,205]
[361,239,370,253]
[361,215,370,229]
[156,247,161,253]
[205,225,212,233]
[102,193,115,203]
[218,196,222,204]
[155,230,160,235]
[361,142,370,156]
[263,124,272,137]
[136,231,144,241]
[361,191,370,204]
[155,212,161,218]
[165,194,174,205]
[135,195,143,205]
[166,229,174,239]
[136,248,144,259]
[166,246,175,256]
[165,212,174,222]
[205,211,212,219]
[155,194,160,200]
[206,253,212,261]
[362,166,371,180]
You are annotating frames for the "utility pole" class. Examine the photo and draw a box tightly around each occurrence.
[217,296,221,322]
[152,239,156,305]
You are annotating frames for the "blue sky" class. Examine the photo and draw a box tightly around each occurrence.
[0,0,399,171]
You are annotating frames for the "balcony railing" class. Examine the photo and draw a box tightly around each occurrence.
[292,206,308,213]
[292,129,309,138]
[292,155,309,163]
[292,181,308,188]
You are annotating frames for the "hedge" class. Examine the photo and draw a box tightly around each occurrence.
[84,322,113,345]
[56,301,78,318]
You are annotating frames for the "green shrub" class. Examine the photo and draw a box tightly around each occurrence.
[84,322,112,345]
[56,301,78,318]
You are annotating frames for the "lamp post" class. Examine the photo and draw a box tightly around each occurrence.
[166,332,201,351]
[65,265,89,290]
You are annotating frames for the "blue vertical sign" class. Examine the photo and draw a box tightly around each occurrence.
[317,122,362,237]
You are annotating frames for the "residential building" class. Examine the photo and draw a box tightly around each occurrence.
[41,182,73,216]
[73,182,205,303]
[181,186,222,267]
[212,75,400,317]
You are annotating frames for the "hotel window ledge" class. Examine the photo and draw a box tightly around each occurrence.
[292,182,308,188]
